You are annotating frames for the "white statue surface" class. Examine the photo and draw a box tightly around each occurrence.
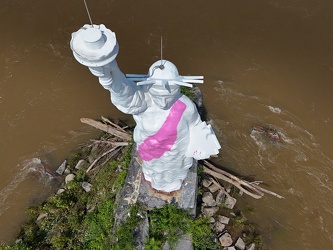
[70,24,221,192]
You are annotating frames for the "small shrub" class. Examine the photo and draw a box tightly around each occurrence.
[147,204,220,249]
[83,200,115,249]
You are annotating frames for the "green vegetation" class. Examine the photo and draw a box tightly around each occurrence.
[0,129,220,250]
[146,204,220,250]
[197,164,204,195]
[0,131,133,250]
[180,85,196,100]
[232,210,245,226]
[111,204,142,250]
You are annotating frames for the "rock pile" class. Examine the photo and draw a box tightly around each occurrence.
[201,176,259,250]
[54,159,93,193]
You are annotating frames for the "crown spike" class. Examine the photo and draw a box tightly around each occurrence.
[136,80,157,86]
[182,76,204,80]
[168,80,193,88]
[126,74,149,78]
[181,79,204,84]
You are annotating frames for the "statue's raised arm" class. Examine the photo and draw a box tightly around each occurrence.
[70,24,147,114]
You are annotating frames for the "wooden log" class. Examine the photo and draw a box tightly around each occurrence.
[101,116,128,133]
[203,166,263,199]
[251,182,284,199]
[203,160,284,199]
[80,118,131,141]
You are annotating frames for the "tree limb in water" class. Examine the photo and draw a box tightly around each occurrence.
[203,160,284,199]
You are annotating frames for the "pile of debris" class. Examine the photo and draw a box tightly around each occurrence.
[199,160,284,249]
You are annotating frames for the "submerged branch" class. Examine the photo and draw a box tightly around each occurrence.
[203,160,284,199]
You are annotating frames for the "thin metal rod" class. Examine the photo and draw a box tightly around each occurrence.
[83,0,93,27]
[161,36,163,63]
[160,36,164,69]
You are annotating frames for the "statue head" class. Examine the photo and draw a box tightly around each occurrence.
[147,60,181,109]
[126,59,204,109]
[148,60,179,80]
[148,83,181,109]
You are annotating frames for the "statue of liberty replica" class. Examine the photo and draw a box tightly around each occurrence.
[70,24,220,193]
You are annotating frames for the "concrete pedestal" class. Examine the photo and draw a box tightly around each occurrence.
[118,146,198,215]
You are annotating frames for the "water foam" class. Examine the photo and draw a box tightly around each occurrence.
[0,158,53,215]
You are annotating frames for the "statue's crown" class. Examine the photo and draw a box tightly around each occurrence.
[126,60,203,88]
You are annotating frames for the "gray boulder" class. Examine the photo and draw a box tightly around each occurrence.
[202,192,217,207]
[55,160,67,175]
[219,232,233,247]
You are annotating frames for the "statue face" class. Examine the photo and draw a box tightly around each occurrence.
[148,85,181,110]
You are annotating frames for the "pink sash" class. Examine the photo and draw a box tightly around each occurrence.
[138,100,186,161]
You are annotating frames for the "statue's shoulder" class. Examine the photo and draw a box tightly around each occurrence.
[179,95,197,111]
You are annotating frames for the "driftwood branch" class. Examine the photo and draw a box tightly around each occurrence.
[250,182,285,199]
[90,139,128,147]
[86,146,121,173]
[209,176,232,198]
[203,160,284,199]
[203,165,263,199]
[80,118,131,141]
[101,116,128,133]
[81,117,132,173]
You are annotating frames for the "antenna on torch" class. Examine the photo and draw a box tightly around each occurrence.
[83,0,94,27]
[159,36,165,70]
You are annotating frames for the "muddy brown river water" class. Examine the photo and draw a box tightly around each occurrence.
[1,1,333,249]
